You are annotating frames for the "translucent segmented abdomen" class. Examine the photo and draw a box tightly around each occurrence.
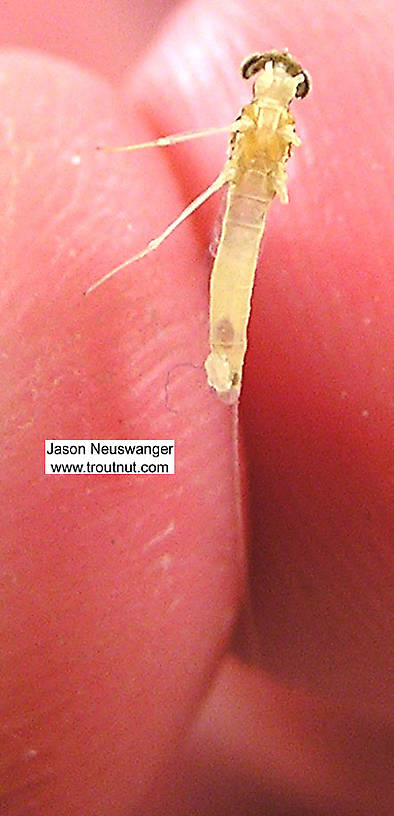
[204,168,271,403]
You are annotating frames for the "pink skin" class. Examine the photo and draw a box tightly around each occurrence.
[1,0,393,814]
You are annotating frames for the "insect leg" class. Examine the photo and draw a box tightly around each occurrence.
[85,171,229,294]
[98,125,233,154]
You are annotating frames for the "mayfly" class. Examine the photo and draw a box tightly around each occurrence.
[86,50,311,404]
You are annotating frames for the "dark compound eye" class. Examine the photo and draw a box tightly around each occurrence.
[240,53,266,80]
[295,71,311,99]
[241,50,311,98]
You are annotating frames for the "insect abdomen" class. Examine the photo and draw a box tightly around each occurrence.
[204,169,270,402]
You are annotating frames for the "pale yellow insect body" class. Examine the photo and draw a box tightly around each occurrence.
[205,54,309,403]
[86,51,310,405]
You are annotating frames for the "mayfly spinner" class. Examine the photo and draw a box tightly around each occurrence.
[86,50,311,404]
